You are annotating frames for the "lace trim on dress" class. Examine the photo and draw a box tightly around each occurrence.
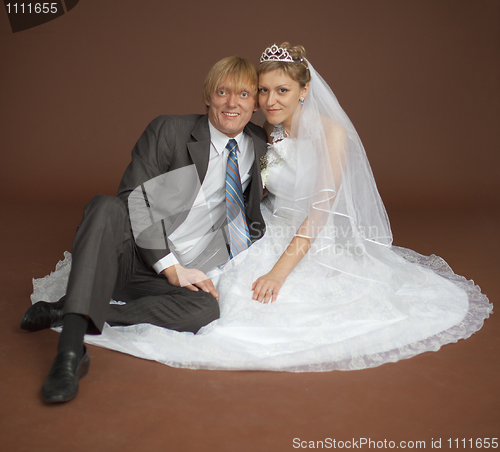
[270,123,288,143]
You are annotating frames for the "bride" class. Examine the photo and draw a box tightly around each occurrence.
[31,43,492,371]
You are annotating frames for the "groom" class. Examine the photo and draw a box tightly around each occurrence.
[20,56,267,403]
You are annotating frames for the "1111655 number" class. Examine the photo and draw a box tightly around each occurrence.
[5,3,59,14]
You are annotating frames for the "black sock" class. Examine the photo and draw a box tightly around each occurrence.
[57,313,88,360]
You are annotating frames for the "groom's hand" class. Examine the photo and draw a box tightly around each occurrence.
[162,265,219,301]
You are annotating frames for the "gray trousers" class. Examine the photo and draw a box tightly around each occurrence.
[62,194,220,334]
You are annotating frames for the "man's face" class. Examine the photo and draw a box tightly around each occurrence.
[206,78,258,137]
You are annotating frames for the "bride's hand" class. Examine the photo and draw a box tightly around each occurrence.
[251,271,286,303]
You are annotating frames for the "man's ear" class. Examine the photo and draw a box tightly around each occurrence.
[253,102,259,113]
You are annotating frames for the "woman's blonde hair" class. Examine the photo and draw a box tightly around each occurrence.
[258,42,311,87]
[203,56,258,105]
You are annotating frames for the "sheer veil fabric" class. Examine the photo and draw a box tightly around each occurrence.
[31,63,492,371]
[274,63,392,246]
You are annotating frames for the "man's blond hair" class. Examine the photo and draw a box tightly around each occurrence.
[203,56,258,105]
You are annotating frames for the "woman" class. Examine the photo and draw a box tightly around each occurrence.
[32,43,491,371]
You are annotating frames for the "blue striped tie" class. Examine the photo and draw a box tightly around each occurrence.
[225,139,251,258]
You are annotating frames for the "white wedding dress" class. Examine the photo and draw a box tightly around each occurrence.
[31,125,492,372]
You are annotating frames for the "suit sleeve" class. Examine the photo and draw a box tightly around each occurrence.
[117,116,175,269]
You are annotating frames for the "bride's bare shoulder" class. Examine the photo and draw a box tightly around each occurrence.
[320,115,346,137]
[320,115,347,158]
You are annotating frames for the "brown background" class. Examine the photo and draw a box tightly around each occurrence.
[1,1,499,451]
[1,0,498,209]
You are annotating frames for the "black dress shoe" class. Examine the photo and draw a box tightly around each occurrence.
[20,301,64,331]
[41,347,90,403]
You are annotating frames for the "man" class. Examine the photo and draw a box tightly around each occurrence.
[20,56,267,403]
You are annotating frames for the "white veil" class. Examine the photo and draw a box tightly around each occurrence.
[269,62,394,281]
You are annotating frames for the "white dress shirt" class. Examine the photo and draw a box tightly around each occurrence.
[152,120,255,273]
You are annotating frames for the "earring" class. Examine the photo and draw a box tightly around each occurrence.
[299,98,304,105]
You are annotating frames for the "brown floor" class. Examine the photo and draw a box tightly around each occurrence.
[1,202,499,452]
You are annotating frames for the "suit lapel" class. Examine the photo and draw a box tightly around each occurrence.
[244,124,266,226]
[187,115,211,185]
[245,124,267,178]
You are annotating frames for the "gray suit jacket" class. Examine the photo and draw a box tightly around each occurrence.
[117,114,268,269]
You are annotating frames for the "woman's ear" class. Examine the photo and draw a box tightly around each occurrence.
[301,83,310,101]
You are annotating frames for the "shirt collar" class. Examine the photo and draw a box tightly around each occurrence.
[208,120,245,155]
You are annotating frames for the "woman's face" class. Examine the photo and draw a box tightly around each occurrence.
[258,70,308,133]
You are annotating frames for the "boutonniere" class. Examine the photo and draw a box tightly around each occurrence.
[260,155,269,188]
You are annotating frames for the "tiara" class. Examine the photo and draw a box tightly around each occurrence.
[260,44,308,68]
[260,45,293,63]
